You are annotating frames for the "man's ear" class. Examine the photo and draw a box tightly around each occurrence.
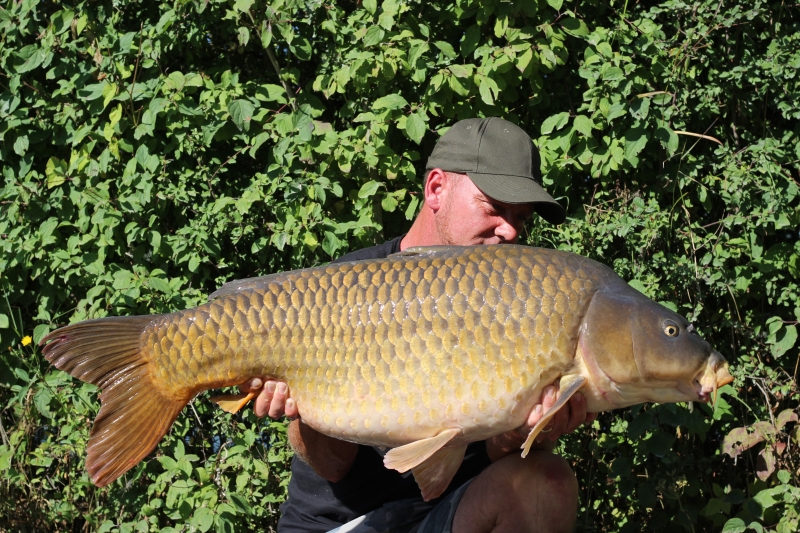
[423,168,447,211]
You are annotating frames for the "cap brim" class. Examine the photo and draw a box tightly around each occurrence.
[467,172,566,225]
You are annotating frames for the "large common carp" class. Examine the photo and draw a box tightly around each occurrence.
[42,245,733,499]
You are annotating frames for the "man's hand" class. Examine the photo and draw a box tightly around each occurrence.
[238,378,299,419]
[486,385,597,461]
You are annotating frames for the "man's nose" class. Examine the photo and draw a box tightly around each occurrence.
[496,218,519,243]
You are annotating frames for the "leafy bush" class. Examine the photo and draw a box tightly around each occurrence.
[1,0,798,531]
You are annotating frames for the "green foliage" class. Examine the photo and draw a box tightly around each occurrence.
[1,0,798,531]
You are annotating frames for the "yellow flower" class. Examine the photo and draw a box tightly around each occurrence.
[21,336,32,346]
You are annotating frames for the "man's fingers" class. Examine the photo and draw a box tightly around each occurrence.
[268,382,289,419]
[563,393,588,434]
[547,403,569,440]
[252,381,276,418]
[238,377,264,394]
[285,398,299,419]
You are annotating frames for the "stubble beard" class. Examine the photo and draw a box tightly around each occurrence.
[435,194,456,246]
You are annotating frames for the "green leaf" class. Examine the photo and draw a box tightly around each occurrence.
[237,27,250,47]
[479,81,494,105]
[256,84,288,103]
[449,64,472,78]
[405,194,420,220]
[51,9,75,35]
[772,324,797,358]
[363,25,385,47]
[572,115,595,137]
[623,128,648,164]
[102,82,117,109]
[546,0,564,10]
[434,41,458,59]
[34,386,53,419]
[541,112,570,135]
[0,314,8,329]
[191,507,214,532]
[45,157,68,188]
[602,66,624,81]
[655,126,679,155]
[373,94,408,110]
[233,0,254,12]
[561,18,589,36]
[228,493,252,515]
[78,82,110,101]
[228,99,256,132]
[249,132,270,158]
[261,23,273,48]
[405,112,426,144]
[721,518,746,533]
[461,25,481,57]
[33,324,50,345]
[16,48,46,74]
[290,37,312,61]
[13,135,28,156]
[358,181,382,198]
[363,0,377,14]
[322,232,341,257]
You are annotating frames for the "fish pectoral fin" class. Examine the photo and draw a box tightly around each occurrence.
[521,374,587,458]
[383,428,460,473]
[210,391,257,414]
[412,444,468,502]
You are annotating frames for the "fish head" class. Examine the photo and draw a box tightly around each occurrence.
[579,289,733,410]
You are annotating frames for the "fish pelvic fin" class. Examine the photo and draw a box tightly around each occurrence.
[412,444,468,502]
[41,315,187,488]
[210,391,257,414]
[521,374,587,458]
[383,428,460,473]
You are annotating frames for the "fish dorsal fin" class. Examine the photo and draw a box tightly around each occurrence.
[383,428,460,473]
[521,374,587,457]
[412,444,468,501]
[388,246,465,258]
[209,271,299,300]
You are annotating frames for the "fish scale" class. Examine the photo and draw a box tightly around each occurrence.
[141,246,601,446]
[42,244,733,498]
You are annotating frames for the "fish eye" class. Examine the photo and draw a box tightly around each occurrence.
[663,320,680,337]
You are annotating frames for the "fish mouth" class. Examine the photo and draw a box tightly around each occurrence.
[683,352,733,404]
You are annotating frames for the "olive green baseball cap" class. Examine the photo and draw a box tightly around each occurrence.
[425,117,566,224]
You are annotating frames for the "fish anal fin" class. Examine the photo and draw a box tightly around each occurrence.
[383,428,460,473]
[210,391,257,414]
[412,444,468,502]
[521,374,587,458]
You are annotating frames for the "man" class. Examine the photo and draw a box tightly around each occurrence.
[243,117,596,532]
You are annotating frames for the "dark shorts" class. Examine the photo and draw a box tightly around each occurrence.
[325,479,473,533]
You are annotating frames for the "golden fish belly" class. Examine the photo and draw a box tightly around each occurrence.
[144,245,613,448]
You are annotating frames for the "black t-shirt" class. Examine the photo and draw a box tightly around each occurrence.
[277,236,492,533]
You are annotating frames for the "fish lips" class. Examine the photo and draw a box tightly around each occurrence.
[678,352,734,404]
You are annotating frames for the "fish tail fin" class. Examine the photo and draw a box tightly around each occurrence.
[41,315,187,487]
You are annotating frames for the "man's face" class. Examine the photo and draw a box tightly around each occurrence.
[435,173,534,246]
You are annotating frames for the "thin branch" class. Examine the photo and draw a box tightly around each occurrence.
[209,143,252,186]
[128,23,144,127]
[265,43,297,111]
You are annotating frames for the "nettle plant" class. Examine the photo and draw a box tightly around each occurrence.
[0,0,798,531]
